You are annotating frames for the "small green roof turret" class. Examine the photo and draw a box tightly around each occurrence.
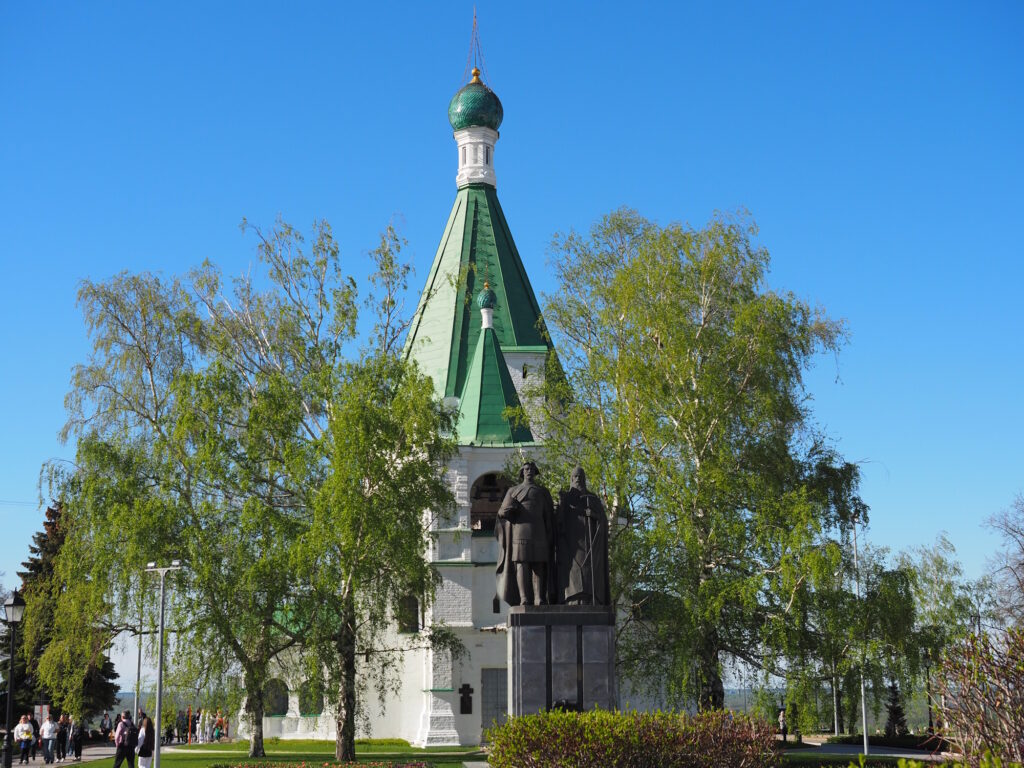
[448,68,503,132]
[476,281,497,309]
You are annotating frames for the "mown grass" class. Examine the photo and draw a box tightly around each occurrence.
[160,738,484,767]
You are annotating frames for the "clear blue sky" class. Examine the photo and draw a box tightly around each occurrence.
[2,2,1022,607]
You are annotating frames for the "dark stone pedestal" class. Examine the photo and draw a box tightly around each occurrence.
[507,605,616,716]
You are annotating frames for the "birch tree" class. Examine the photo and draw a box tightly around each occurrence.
[532,209,860,709]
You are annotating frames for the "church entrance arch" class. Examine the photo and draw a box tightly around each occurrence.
[470,472,511,534]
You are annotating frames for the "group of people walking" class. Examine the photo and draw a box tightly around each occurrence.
[10,704,228,768]
[12,713,84,764]
[171,708,228,744]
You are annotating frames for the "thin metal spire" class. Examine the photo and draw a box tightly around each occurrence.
[462,8,491,85]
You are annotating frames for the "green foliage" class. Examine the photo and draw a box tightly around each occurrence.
[529,208,857,708]
[883,681,908,738]
[486,709,778,768]
[17,504,119,717]
[42,218,456,760]
[826,734,952,751]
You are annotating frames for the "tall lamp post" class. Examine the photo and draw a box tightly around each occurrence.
[4,592,26,768]
[145,561,181,768]
[851,512,869,757]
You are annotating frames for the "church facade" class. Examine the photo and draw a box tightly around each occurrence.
[400,64,554,746]
[250,66,556,746]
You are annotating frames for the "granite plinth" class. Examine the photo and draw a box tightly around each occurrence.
[507,605,616,716]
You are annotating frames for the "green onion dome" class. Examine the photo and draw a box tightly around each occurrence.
[476,281,497,309]
[448,68,503,132]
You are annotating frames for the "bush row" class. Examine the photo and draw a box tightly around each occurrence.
[485,709,777,768]
[827,733,953,751]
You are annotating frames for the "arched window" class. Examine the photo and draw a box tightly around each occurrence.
[470,472,512,534]
[397,594,420,634]
[263,678,288,716]
[298,680,324,716]
[461,146,467,166]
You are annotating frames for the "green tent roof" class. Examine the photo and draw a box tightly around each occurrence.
[405,183,553,400]
[455,325,534,446]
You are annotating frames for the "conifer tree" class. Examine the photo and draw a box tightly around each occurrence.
[884,680,908,737]
[18,505,119,717]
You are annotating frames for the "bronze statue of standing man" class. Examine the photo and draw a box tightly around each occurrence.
[555,466,610,606]
[496,461,554,606]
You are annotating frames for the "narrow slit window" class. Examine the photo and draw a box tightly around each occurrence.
[485,146,491,165]
[461,146,466,166]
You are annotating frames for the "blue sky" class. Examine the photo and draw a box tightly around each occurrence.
[2,0,1022,621]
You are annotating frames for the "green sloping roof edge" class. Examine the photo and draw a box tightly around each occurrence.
[455,325,535,447]
[405,184,553,400]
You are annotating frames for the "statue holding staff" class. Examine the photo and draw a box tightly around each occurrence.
[555,466,610,606]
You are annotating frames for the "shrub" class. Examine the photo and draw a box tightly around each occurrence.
[936,628,1024,765]
[826,734,953,751]
[485,709,777,768]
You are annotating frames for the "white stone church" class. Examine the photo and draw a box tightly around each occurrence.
[249,66,558,746]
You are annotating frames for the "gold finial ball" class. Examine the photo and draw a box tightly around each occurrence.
[471,67,481,83]
[484,281,490,289]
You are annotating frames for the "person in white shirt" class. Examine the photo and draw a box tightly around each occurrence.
[135,716,154,768]
[13,715,33,765]
[39,715,57,764]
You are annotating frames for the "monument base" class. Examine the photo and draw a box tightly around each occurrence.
[507,605,616,716]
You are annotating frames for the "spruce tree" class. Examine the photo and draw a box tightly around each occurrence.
[884,680,909,737]
[17,505,119,717]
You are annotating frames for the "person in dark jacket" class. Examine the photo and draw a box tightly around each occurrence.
[135,716,154,768]
[29,715,40,762]
[67,717,82,762]
[55,715,68,763]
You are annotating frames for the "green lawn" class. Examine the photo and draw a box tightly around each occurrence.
[161,738,484,767]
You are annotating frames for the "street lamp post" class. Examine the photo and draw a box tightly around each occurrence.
[145,561,181,768]
[3,591,26,768]
[851,512,869,757]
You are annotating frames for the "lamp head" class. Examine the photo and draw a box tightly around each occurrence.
[5,590,26,624]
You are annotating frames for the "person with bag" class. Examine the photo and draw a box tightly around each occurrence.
[14,715,34,765]
[135,716,154,768]
[112,711,136,768]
